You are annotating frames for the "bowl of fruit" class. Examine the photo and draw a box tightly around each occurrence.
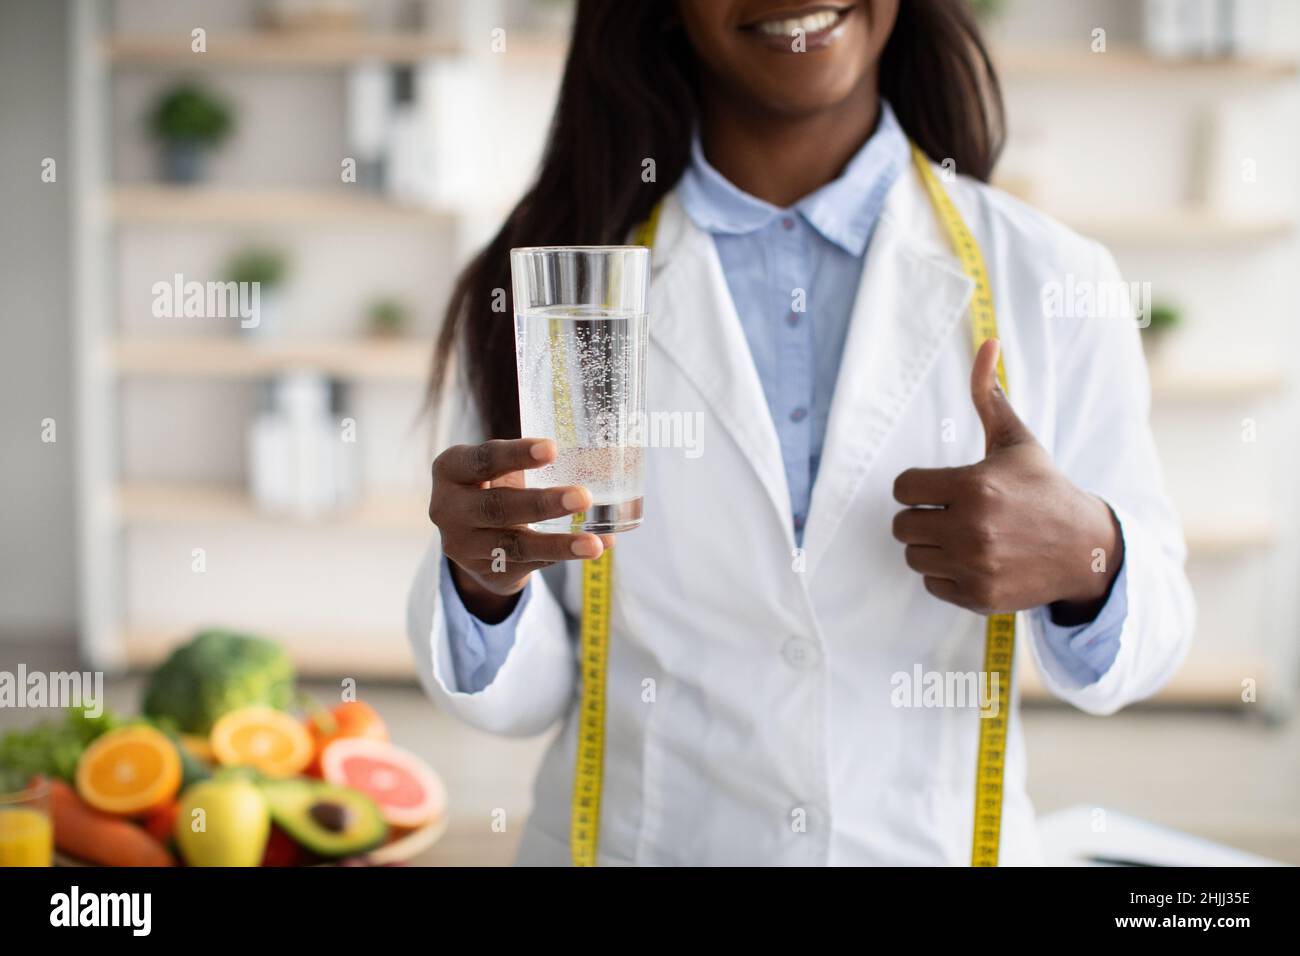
[0,631,447,867]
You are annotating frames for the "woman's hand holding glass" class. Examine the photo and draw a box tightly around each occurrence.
[428,438,612,621]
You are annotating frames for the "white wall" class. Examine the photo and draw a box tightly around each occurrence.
[0,0,77,642]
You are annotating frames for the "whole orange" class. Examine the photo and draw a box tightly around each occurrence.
[304,701,389,777]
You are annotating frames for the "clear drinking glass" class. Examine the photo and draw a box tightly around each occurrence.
[510,246,650,534]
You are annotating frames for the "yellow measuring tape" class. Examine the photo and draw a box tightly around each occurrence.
[568,205,661,867]
[569,548,610,866]
[570,151,1012,867]
[911,143,1015,867]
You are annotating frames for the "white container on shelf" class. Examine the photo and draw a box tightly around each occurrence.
[386,65,439,206]
[1219,0,1270,57]
[249,372,357,519]
[346,61,393,193]
[1144,0,1271,58]
[1143,0,1214,57]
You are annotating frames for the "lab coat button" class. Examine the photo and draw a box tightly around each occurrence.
[782,637,820,670]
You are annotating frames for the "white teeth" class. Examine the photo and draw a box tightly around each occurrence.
[754,9,841,37]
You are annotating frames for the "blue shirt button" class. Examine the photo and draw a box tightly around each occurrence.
[786,311,801,327]
[790,406,808,423]
[793,513,806,531]
[781,216,796,230]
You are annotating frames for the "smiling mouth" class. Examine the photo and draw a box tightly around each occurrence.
[739,4,854,42]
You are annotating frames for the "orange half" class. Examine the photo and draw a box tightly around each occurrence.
[75,726,182,816]
[210,706,313,778]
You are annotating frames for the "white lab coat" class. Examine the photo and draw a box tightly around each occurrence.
[407,161,1195,866]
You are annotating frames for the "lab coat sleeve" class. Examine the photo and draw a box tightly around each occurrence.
[439,554,533,693]
[405,360,577,737]
[1030,555,1128,685]
[1025,240,1196,715]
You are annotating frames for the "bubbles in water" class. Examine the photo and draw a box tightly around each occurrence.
[515,305,648,508]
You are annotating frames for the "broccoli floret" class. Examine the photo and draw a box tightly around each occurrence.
[0,707,120,783]
[142,630,296,734]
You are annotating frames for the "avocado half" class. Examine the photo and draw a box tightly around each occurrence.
[261,780,388,859]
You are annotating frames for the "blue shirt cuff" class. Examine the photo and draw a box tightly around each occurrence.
[438,556,530,693]
[1033,556,1128,687]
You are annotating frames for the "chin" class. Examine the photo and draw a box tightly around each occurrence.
[745,67,871,117]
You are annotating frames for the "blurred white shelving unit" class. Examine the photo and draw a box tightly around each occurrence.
[994,44,1298,80]
[1149,363,1286,401]
[103,31,460,66]
[71,1,1300,709]
[111,337,431,382]
[119,624,414,677]
[115,481,427,533]
[1063,209,1295,245]
[70,0,567,676]
[108,185,457,226]
[990,23,1300,715]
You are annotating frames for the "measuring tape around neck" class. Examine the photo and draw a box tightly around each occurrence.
[569,152,1012,867]
[568,204,662,868]
[910,143,1015,867]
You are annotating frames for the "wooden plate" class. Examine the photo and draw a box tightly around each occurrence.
[54,814,449,867]
[349,813,448,866]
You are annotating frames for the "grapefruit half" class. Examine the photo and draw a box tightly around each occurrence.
[319,738,446,828]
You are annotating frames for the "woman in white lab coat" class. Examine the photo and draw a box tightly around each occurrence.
[409,0,1195,865]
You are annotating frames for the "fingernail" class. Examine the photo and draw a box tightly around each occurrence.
[572,537,601,558]
[530,441,552,461]
[561,489,587,512]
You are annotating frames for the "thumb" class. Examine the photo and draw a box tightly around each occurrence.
[970,338,1031,453]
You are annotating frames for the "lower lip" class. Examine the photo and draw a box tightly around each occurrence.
[741,7,854,53]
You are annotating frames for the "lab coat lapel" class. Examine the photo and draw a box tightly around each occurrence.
[801,168,975,574]
[648,195,794,544]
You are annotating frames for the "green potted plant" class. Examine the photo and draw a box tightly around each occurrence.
[149,83,234,184]
[226,246,289,339]
[970,0,1007,22]
[365,297,411,339]
[1143,302,1182,359]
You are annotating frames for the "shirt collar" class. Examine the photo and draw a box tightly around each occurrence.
[678,100,908,257]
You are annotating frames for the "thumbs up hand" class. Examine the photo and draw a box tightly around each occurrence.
[892,340,1122,618]
[967,337,1033,455]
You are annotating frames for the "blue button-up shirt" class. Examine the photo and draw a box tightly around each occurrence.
[677,104,908,537]
[440,102,1126,693]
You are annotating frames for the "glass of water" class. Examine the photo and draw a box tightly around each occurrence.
[510,246,650,534]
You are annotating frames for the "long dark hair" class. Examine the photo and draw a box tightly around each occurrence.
[429,0,1004,440]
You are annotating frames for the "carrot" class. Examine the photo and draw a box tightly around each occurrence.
[48,778,175,867]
